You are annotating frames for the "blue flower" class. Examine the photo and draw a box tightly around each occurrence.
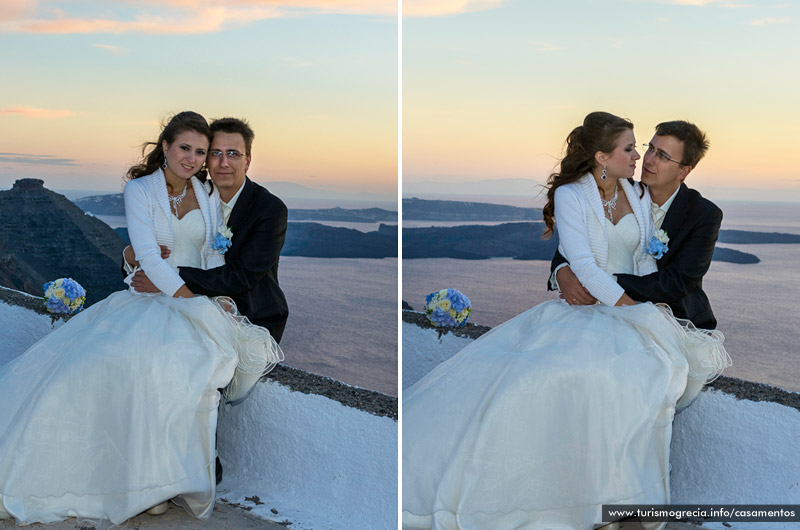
[212,226,233,254]
[647,237,668,260]
[61,278,85,299]
[45,296,70,314]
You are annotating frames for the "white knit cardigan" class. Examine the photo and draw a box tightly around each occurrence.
[554,173,658,306]
[123,169,225,297]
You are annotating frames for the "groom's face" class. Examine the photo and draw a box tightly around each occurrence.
[640,134,691,194]
[208,131,251,193]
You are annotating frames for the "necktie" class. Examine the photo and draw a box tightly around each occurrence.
[651,202,666,230]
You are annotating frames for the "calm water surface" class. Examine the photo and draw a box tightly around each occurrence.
[403,202,800,393]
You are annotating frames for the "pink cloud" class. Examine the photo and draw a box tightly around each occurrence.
[0,106,76,119]
[0,1,396,35]
[403,0,508,17]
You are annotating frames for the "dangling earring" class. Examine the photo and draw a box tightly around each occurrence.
[162,157,168,170]
[601,165,607,181]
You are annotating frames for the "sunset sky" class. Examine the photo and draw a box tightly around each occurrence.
[0,0,397,201]
[403,0,800,204]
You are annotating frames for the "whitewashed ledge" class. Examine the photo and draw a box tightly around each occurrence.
[402,309,800,530]
[0,286,398,530]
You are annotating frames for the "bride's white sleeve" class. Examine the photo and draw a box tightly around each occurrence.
[554,185,625,306]
[123,179,186,296]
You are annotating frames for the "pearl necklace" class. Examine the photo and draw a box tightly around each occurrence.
[601,184,619,222]
[168,184,188,216]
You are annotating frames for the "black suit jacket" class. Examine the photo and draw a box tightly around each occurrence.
[550,183,722,329]
[179,177,289,342]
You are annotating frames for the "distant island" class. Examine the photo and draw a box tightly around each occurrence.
[73,193,397,223]
[403,197,542,221]
[72,193,125,216]
[116,222,397,259]
[403,222,766,264]
[718,230,800,244]
[288,207,396,223]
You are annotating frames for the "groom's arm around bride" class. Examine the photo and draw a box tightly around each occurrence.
[179,175,289,342]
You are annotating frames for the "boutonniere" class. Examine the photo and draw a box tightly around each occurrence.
[647,229,669,259]
[213,225,233,254]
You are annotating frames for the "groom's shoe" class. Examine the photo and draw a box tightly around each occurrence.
[216,456,223,485]
[145,501,169,516]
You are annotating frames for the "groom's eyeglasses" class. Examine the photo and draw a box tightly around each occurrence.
[209,149,246,160]
[642,144,684,165]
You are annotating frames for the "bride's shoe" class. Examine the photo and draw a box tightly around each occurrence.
[145,501,169,516]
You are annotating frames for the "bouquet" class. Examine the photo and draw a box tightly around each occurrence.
[43,278,86,315]
[425,288,471,327]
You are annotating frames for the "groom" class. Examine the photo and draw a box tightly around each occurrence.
[130,117,289,341]
[550,120,723,330]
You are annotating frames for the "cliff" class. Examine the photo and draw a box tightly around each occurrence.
[0,179,126,305]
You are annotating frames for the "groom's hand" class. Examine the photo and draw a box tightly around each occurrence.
[556,267,597,305]
[131,270,161,293]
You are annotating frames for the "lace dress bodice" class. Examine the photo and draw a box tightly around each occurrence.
[170,209,204,268]
[605,213,638,275]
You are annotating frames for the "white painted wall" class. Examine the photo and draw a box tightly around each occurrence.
[217,382,398,529]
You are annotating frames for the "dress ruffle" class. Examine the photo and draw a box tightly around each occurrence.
[212,296,283,404]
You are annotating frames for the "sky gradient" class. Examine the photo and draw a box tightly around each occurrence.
[403,0,800,203]
[0,0,397,201]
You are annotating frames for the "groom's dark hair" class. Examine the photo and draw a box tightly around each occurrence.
[655,120,709,169]
[210,117,255,155]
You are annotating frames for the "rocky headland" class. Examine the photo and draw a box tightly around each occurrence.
[0,179,126,305]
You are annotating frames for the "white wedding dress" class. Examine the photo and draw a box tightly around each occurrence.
[0,210,276,526]
[402,214,728,530]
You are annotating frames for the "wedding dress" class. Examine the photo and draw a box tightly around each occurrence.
[402,214,728,530]
[0,209,279,526]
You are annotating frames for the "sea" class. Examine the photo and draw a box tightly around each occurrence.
[402,201,800,393]
[97,215,399,397]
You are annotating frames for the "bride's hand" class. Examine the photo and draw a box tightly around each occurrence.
[557,267,597,305]
[615,293,637,306]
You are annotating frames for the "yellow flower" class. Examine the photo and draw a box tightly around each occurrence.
[438,299,451,311]
[54,288,66,299]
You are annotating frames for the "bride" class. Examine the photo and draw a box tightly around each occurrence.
[0,111,281,526]
[402,112,730,530]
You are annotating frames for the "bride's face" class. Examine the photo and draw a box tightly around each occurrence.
[600,129,640,179]
[162,130,209,181]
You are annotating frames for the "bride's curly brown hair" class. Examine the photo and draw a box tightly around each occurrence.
[542,111,634,239]
[126,111,212,184]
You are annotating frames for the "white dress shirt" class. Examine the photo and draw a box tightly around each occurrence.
[650,186,680,231]
[220,179,246,225]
